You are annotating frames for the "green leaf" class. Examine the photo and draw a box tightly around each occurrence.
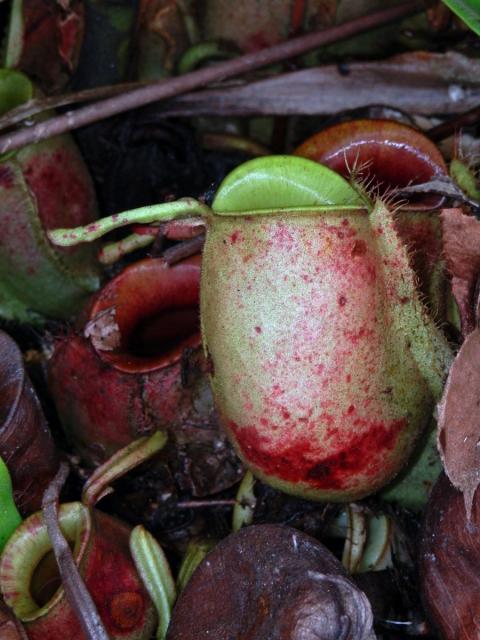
[0,68,32,117]
[0,457,22,552]
[232,470,256,532]
[381,423,442,511]
[176,539,215,593]
[442,0,480,35]
[130,526,176,640]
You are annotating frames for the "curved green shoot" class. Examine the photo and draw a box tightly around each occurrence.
[232,470,256,532]
[130,526,176,640]
[0,456,22,552]
[176,539,215,593]
[357,514,393,573]
[177,41,236,75]
[0,69,33,119]
[82,431,168,507]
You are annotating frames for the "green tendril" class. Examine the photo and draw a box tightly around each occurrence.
[82,431,168,507]
[48,199,212,247]
[176,539,215,593]
[177,41,237,75]
[98,233,155,264]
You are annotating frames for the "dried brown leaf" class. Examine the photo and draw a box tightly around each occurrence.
[84,307,121,352]
[440,208,480,335]
[438,327,480,518]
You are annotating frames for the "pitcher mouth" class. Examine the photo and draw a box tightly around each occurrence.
[0,502,91,622]
[89,256,201,374]
[293,119,448,211]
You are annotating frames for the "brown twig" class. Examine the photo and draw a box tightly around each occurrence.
[428,103,480,142]
[176,499,237,508]
[0,82,146,133]
[0,2,422,155]
[42,463,109,640]
[163,235,206,265]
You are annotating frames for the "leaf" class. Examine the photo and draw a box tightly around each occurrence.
[440,208,480,336]
[130,526,176,640]
[438,327,480,519]
[81,431,168,507]
[0,457,22,552]
[381,422,442,511]
[441,0,480,35]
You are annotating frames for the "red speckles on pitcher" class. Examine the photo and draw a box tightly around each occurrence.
[201,209,442,501]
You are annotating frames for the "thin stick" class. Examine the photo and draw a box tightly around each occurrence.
[176,499,237,509]
[0,2,422,155]
[163,235,206,265]
[42,463,109,640]
[0,81,145,132]
[428,103,480,142]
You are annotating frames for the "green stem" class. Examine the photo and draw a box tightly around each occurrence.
[98,233,155,264]
[232,471,256,532]
[0,457,22,552]
[82,431,168,507]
